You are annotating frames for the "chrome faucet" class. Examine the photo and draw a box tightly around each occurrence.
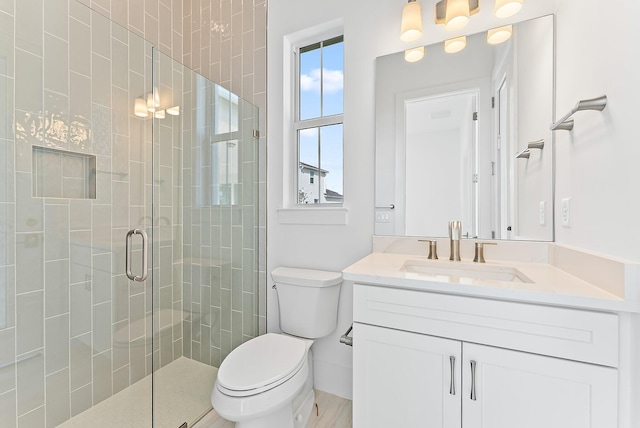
[448,221,462,261]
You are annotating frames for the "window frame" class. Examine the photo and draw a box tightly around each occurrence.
[293,35,344,206]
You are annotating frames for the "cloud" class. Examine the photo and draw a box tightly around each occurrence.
[299,128,318,138]
[300,68,343,94]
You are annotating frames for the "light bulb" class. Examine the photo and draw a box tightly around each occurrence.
[445,0,470,31]
[444,36,467,53]
[494,0,523,18]
[400,1,423,42]
[487,25,513,45]
[134,98,149,118]
[404,46,425,63]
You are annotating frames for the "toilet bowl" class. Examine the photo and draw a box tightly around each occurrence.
[211,333,315,428]
[211,267,342,428]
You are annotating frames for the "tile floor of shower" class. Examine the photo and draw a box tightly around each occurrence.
[57,356,352,428]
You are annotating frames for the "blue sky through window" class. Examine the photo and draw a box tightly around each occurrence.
[298,38,344,195]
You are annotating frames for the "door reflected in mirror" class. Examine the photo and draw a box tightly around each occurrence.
[375,14,554,241]
[405,91,478,237]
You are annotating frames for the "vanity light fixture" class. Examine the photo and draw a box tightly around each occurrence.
[146,92,160,112]
[134,97,149,118]
[445,0,471,30]
[487,25,513,44]
[494,0,524,18]
[135,92,181,119]
[404,45,425,62]
[166,106,180,116]
[400,0,423,42]
[435,0,479,30]
[444,36,467,53]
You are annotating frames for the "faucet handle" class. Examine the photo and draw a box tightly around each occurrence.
[418,239,439,260]
[448,221,462,240]
[473,242,497,263]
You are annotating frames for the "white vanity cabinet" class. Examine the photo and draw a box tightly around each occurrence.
[354,323,462,428]
[352,284,619,428]
[462,343,617,428]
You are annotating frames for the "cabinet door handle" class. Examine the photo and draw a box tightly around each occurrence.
[470,360,477,401]
[449,356,456,395]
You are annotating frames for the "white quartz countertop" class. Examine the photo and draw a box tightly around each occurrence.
[343,252,639,313]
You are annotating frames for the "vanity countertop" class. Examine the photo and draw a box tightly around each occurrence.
[343,250,640,313]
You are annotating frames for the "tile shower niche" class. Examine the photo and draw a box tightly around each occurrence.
[32,146,97,199]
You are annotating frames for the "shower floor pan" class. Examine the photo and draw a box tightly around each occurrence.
[58,357,217,428]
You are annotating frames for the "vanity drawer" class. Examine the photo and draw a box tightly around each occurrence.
[353,284,619,367]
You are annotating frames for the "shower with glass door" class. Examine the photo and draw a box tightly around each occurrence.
[0,1,260,427]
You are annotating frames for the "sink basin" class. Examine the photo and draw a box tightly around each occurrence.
[401,260,533,283]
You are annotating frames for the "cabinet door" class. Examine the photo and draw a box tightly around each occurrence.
[462,343,618,428]
[353,323,462,428]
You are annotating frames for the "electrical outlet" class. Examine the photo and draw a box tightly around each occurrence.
[561,198,571,227]
[539,201,545,226]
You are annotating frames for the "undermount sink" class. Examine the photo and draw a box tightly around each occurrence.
[401,259,534,283]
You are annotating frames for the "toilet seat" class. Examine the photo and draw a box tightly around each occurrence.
[217,333,309,397]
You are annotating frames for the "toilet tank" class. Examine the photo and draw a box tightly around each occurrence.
[271,267,342,339]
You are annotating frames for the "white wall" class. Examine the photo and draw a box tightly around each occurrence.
[268,0,640,398]
[267,0,383,399]
[553,0,640,261]
[514,16,554,240]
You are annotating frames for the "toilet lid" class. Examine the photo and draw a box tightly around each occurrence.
[217,333,307,393]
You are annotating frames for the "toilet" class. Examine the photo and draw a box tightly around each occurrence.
[211,267,342,428]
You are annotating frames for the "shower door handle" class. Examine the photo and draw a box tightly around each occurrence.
[125,229,148,282]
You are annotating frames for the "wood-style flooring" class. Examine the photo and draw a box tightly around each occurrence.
[192,389,352,428]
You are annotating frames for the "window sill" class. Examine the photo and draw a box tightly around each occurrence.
[277,207,349,225]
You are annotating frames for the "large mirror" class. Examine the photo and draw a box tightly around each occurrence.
[375,15,554,241]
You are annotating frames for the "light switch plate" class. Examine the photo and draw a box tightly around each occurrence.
[539,201,545,226]
[376,212,390,223]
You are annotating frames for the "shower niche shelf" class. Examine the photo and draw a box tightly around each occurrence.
[32,146,97,199]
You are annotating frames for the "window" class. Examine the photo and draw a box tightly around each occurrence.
[295,36,344,205]
[211,85,240,206]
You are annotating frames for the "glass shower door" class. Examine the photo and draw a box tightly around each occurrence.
[0,0,260,426]
[151,48,260,428]
[0,1,157,426]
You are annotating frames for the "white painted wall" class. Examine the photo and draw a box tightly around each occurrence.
[553,0,640,261]
[514,16,554,240]
[268,0,640,398]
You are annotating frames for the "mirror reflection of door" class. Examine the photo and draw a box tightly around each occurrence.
[404,91,479,238]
